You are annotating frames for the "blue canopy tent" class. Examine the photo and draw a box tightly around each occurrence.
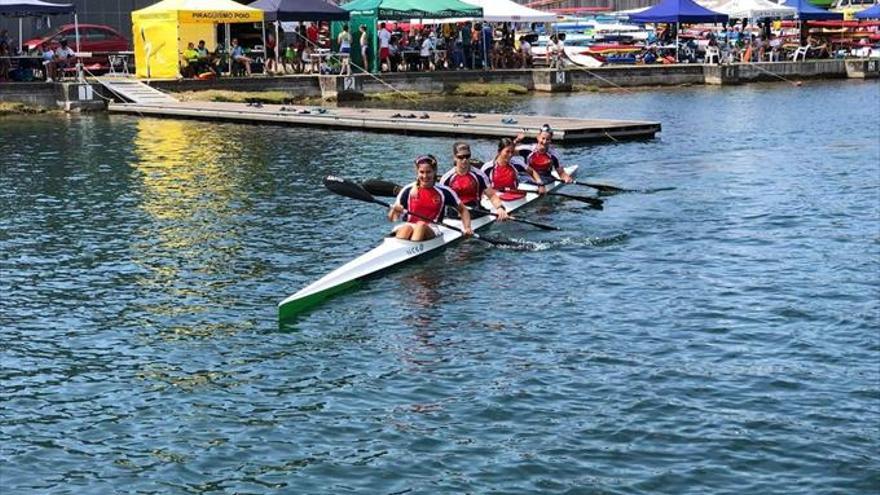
[778,0,841,45]
[854,3,880,19]
[779,0,843,20]
[0,0,78,53]
[628,0,728,60]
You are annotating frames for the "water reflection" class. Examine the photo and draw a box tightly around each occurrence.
[400,269,443,332]
[128,118,264,340]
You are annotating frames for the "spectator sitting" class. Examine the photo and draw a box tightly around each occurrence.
[230,38,252,76]
[182,41,200,77]
[40,42,55,81]
[54,39,76,78]
[283,42,300,73]
[0,42,10,81]
[389,37,402,72]
[302,43,316,74]
[808,36,830,58]
[196,40,218,75]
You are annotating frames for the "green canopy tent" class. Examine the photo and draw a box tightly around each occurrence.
[335,0,482,72]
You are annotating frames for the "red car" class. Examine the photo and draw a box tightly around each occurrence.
[24,24,129,69]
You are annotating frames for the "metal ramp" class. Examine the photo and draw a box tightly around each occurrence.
[95,78,178,104]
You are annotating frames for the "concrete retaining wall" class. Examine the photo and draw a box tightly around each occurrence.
[738,60,847,82]
[0,82,60,107]
[1,60,873,111]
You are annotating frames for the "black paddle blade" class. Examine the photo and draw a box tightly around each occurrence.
[361,179,401,197]
[583,182,628,193]
[324,176,381,204]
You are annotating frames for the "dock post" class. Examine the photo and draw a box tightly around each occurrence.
[58,82,106,111]
[703,64,740,85]
[845,59,879,79]
[533,69,572,92]
[318,75,364,101]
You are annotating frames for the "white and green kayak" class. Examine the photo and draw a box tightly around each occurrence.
[278,166,578,321]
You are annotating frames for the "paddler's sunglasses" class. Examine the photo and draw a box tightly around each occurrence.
[454,154,471,160]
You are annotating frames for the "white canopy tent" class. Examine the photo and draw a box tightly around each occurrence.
[713,0,796,19]
[414,0,557,23]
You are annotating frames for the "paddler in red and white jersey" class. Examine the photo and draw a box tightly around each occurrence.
[388,154,473,241]
[517,124,574,184]
[439,142,509,221]
[481,137,546,200]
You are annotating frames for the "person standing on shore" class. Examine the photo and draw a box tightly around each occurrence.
[337,24,352,75]
[378,23,391,71]
[359,25,369,72]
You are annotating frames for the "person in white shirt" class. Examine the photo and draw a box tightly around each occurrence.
[519,36,532,68]
[420,32,436,71]
[378,23,391,71]
[54,39,76,77]
[40,42,55,81]
[552,33,565,68]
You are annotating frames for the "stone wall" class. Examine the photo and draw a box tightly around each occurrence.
[1,60,870,111]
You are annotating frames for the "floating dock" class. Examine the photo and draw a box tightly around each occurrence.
[107,100,660,143]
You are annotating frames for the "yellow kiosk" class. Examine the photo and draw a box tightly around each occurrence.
[132,0,264,79]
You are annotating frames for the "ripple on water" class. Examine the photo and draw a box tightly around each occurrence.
[1,85,879,494]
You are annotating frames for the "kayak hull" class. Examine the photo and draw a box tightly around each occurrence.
[278,166,578,321]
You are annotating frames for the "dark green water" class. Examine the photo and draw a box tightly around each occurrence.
[1,80,878,494]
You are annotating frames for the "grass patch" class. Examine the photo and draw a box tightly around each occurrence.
[175,89,301,104]
[452,82,528,97]
[0,102,49,116]
[364,90,423,101]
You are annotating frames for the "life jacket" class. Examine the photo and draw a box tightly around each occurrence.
[485,160,524,201]
[440,168,489,207]
[527,150,556,176]
[396,183,460,223]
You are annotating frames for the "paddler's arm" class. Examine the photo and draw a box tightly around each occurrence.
[553,156,573,183]
[388,203,404,222]
[458,203,473,236]
[484,187,508,221]
[526,166,547,194]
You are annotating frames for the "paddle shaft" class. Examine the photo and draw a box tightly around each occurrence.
[468,205,559,231]
[509,188,604,209]
[376,198,517,247]
[362,179,561,231]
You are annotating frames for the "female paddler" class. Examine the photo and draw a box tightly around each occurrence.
[518,124,574,184]
[440,142,509,221]
[389,154,473,241]
[482,136,546,200]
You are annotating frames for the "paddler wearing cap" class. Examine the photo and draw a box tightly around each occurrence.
[518,124,574,184]
[440,142,509,221]
[389,154,473,241]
